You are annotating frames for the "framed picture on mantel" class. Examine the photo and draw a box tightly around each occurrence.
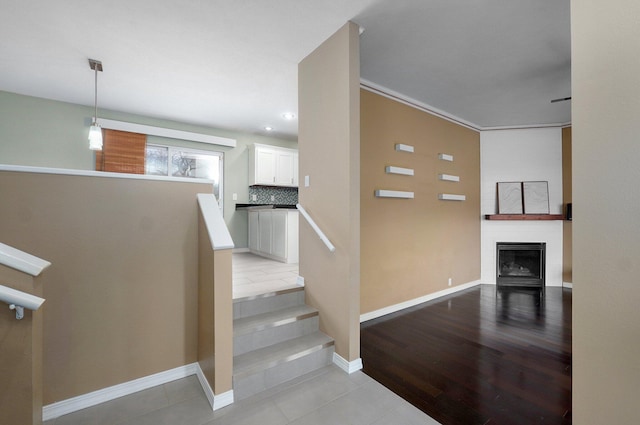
[497,182,523,214]
[523,181,550,214]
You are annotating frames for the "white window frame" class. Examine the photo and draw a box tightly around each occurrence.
[145,144,224,213]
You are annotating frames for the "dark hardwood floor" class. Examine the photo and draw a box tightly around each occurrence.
[361,285,572,425]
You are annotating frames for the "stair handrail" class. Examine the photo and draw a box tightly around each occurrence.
[296,204,336,253]
[0,242,49,319]
[0,241,51,276]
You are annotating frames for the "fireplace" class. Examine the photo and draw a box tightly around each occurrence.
[496,242,546,288]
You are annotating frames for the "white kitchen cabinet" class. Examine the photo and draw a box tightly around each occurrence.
[248,209,259,251]
[257,210,273,254]
[249,143,298,187]
[293,152,299,187]
[248,209,299,263]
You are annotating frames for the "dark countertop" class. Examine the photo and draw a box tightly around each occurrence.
[235,204,298,210]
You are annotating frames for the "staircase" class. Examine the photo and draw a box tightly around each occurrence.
[232,286,335,400]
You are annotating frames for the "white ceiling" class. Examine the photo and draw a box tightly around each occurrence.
[0,0,570,139]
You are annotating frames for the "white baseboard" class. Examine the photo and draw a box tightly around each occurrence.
[563,281,573,289]
[333,352,363,374]
[360,280,482,322]
[194,363,233,410]
[43,362,235,420]
[232,247,250,254]
[43,363,199,421]
[296,275,305,286]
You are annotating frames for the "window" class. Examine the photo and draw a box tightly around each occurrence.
[145,144,224,211]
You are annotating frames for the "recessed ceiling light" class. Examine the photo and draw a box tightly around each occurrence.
[264,126,273,131]
[281,113,296,120]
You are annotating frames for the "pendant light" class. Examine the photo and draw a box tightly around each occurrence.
[88,59,103,150]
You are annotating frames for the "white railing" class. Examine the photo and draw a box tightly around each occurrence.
[0,241,51,276]
[0,242,50,319]
[197,194,234,251]
[296,204,336,253]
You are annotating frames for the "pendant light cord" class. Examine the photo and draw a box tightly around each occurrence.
[94,65,98,125]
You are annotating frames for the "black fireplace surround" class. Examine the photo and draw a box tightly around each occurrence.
[496,242,546,288]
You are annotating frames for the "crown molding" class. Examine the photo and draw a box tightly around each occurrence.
[360,79,572,132]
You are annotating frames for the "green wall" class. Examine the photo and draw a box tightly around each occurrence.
[0,90,297,248]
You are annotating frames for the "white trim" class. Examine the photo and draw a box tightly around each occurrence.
[197,194,234,250]
[194,363,234,410]
[296,275,305,286]
[438,153,454,162]
[232,248,250,254]
[360,80,572,131]
[374,190,414,199]
[0,242,51,277]
[43,364,199,421]
[361,80,480,132]
[385,166,414,176]
[0,164,215,186]
[438,193,466,201]
[481,122,573,131]
[97,118,236,147]
[360,280,481,322]
[332,353,363,374]
[563,282,573,289]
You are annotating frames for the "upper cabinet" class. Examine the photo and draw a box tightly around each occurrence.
[249,144,299,187]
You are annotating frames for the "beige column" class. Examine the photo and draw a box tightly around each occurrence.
[298,22,361,363]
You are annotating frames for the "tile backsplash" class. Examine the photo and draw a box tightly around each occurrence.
[249,186,298,205]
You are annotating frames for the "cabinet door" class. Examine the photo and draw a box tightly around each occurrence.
[275,151,294,186]
[293,152,299,187]
[271,211,287,259]
[258,211,273,254]
[248,211,259,251]
[255,148,276,185]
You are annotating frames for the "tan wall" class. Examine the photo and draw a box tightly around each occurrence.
[360,90,481,314]
[298,22,361,361]
[0,266,43,424]
[572,0,640,422]
[562,127,572,283]
[0,170,211,404]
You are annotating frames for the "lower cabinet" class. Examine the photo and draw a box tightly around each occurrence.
[248,210,299,263]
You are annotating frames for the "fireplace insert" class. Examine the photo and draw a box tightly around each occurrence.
[496,242,546,288]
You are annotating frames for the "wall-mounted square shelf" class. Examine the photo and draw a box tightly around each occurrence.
[386,166,414,176]
[375,190,414,199]
[484,214,564,220]
[438,174,460,182]
[395,144,414,153]
[439,193,466,201]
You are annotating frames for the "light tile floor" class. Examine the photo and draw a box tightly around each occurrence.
[232,252,300,299]
[45,366,441,425]
[45,254,441,424]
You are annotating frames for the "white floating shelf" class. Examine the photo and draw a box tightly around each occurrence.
[438,174,460,182]
[395,144,414,153]
[386,166,414,176]
[375,190,414,199]
[438,153,454,162]
[439,193,466,201]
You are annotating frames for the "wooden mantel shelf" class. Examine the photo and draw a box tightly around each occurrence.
[485,214,564,221]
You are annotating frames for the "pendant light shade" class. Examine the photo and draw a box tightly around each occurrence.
[88,124,103,150]
[88,59,103,151]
